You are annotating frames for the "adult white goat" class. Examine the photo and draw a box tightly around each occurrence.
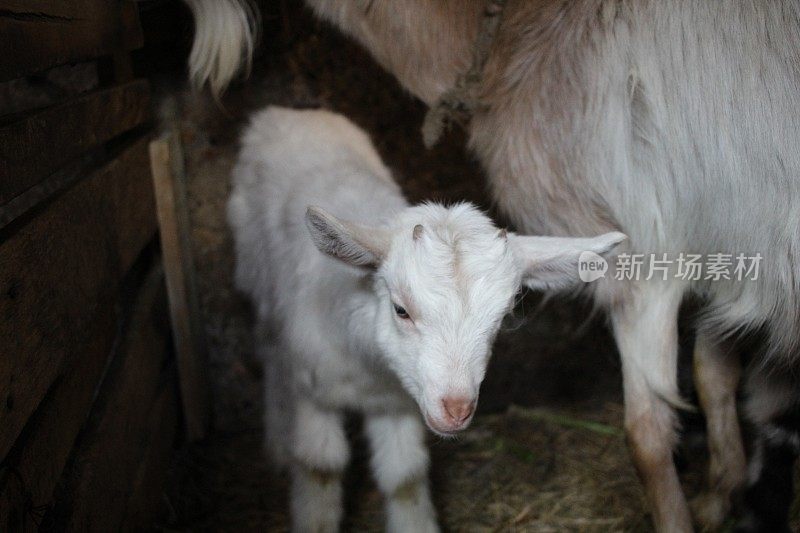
[228,106,624,532]
[189,1,800,531]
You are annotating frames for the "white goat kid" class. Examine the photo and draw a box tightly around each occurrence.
[228,106,624,532]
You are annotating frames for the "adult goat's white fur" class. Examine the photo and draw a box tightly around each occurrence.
[228,106,624,532]
[191,1,800,531]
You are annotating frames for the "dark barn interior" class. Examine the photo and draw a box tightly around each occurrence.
[1,1,798,531]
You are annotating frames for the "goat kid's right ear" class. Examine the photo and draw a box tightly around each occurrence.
[305,206,391,269]
[509,231,627,291]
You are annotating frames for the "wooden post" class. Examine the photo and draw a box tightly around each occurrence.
[149,131,211,441]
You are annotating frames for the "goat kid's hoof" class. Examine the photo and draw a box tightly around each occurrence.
[690,492,730,532]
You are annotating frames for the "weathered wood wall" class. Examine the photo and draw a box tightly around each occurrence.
[0,1,186,530]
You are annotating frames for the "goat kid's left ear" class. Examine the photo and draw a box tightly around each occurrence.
[305,206,391,270]
[508,231,627,291]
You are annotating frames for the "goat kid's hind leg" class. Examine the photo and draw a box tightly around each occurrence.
[690,334,747,530]
[365,412,438,533]
[735,367,800,533]
[290,399,350,533]
[611,283,693,533]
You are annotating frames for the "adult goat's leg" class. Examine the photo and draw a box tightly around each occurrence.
[364,412,438,533]
[290,399,349,533]
[611,283,692,533]
[690,333,746,530]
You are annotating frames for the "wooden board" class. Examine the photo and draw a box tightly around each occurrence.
[0,134,157,466]
[121,374,180,531]
[150,135,211,441]
[0,0,143,82]
[45,265,175,532]
[0,80,151,207]
[0,304,119,532]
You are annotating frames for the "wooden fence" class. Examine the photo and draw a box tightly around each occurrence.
[0,1,203,529]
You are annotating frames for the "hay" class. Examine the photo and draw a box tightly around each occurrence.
[161,402,800,531]
[431,403,651,532]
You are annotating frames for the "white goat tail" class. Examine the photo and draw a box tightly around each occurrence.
[184,0,257,96]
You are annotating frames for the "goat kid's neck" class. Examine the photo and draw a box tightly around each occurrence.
[340,277,389,363]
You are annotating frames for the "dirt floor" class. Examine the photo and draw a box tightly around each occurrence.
[149,2,798,531]
[162,405,659,532]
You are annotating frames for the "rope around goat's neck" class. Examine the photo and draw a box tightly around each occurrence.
[421,0,507,148]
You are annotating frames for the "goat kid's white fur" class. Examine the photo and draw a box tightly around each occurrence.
[228,106,624,532]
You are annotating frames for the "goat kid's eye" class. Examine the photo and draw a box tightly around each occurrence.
[392,303,410,319]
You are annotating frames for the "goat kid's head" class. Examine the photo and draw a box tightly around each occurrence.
[306,203,625,436]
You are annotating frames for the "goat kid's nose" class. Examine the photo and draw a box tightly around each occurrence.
[442,397,475,424]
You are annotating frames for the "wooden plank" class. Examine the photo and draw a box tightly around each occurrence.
[121,374,180,531]
[0,255,165,533]
[150,134,211,441]
[0,80,151,207]
[46,265,175,532]
[0,0,143,82]
[0,134,157,466]
[0,305,118,533]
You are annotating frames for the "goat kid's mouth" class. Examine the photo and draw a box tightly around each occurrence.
[423,412,472,438]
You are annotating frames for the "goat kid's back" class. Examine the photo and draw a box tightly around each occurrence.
[227,106,405,326]
[227,106,410,473]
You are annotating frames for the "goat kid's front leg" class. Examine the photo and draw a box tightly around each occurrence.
[365,412,438,533]
[290,399,350,533]
[612,283,692,533]
[690,333,746,530]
